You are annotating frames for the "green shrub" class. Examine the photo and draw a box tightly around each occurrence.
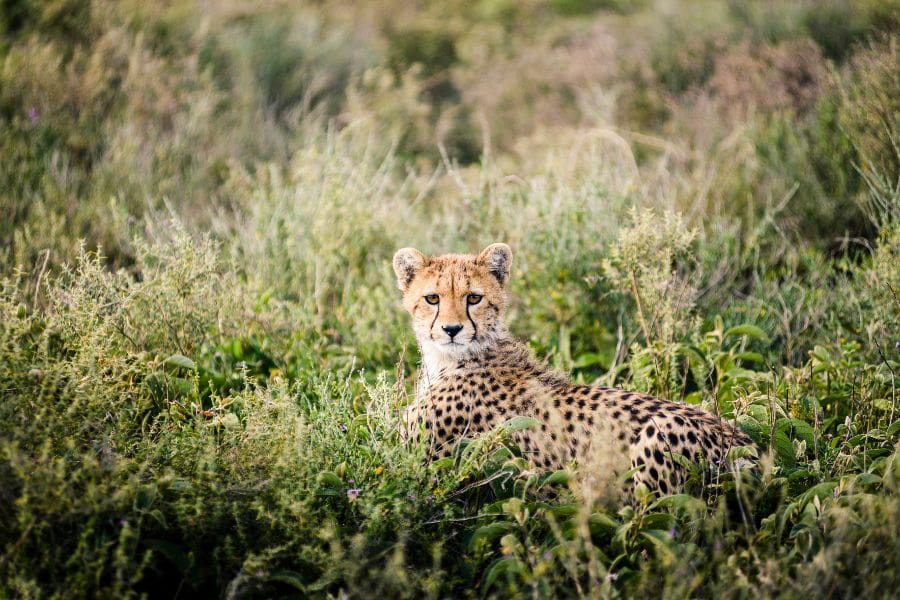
[802,0,900,61]
[2,2,899,597]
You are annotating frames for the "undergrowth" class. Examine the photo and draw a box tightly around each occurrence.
[1,1,899,598]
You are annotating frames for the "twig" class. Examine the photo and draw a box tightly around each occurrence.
[628,269,652,345]
[0,519,34,568]
[32,249,50,309]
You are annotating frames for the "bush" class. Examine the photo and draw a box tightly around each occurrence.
[2,1,899,597]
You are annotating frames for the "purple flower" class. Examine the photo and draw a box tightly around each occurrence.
[340,423,348,433]
[426,495,435,504]
[668,527,677,539]
[27,106,39,123]
[347,488,362,502]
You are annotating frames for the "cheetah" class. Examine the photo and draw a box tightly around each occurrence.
[393,243,756,495]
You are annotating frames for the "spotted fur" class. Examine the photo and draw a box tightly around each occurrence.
[393,244,755,493]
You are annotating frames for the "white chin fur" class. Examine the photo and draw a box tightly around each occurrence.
[415,328,506,399]
[417,338,476,398]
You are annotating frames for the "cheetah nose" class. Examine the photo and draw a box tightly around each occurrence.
[442,324,463,339]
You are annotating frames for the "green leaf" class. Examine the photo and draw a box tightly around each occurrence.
[573,352,605,368]
[680,344,707,364]
[738,415,765,444]
[163,354,196,371]
[431,457,455,470]
[134,484,158,509]
[874,399,892,411]
[539,470,572,487]
[470,522,515,550]
[316,471,343,490]
[653,494,706,513]
[851,473,881,489]
[268,570,307,590]
[726,444,759,462]
[777,418,815,447]
[683,391,703,405]
[641,530,676,564]
[349,414,370,438]
[170,376,193,398]
[618,464,645,484]
[721,367,759,381]
[588,512,619,535]
[886,419,900,440]
[797,481,837,507]
[787,469,814,482]
[641,512,675,532]
[549,503,578,518]
[502,416,540,432]
[724,324,770,343]
[773,430,796,467]
[483,557,525,591]
[733,351,765,364]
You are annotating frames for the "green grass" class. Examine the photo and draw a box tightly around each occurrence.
[1,1,898,597]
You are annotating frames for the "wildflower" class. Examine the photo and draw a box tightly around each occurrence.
[340,423,348,433]
[374,466,384,476]
[27,106,39,123]
[668,527,677,539]
[347,488,362,502]
[426,495,435,504]
[604,572,618,582]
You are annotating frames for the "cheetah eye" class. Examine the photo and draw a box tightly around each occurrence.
[467,293,483,305]
[424,294,440,305]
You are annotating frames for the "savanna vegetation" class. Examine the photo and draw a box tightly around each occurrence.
[1,0,898,597]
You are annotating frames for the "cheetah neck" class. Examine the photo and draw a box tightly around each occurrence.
[416,329,541,400]
[417,343,461,398]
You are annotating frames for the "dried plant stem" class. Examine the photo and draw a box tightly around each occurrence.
[628,269,652,344]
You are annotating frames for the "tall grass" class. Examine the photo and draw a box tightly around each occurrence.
[1,0,898,597]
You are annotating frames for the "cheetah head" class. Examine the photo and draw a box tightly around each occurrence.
[393,243,512,363]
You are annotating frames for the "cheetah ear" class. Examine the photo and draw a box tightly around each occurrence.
[477,243,512,286]
[393,247,428,292]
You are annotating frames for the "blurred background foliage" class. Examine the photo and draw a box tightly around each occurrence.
[1,0,898,597]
